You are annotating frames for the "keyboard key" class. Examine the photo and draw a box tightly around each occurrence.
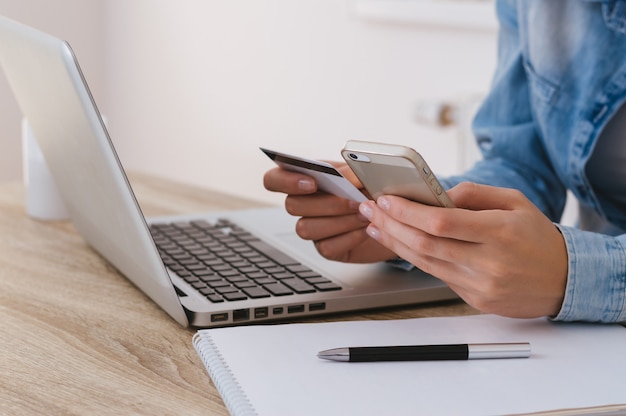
[286,265,313,273]
[198,287,216,296]
[202,259,225,266]
[242,286,271,299]
[282,278,316,294]
[224,275,249,283]
[273,272,295,280]
[244,255,268,262]
[199,274,223,283]
[297,271,322,279]
[314,282,342,291]
[211,264,234,272]
[217,270,241,278]
[255,261,277,269]
[254,277,277,285]
[194,269,217,277]
[206,293,224,302]
[185,263,208,270]
[215,286,239,294]
[238,266,260,274]
[263,282,294,296]
[207,279,231,288]
[247,240,301,266]
[223,292,248,301]
[152,219,343,305]
[304,277,331,284]
[231,261,252,269]
[223,256,244,263]
[264,267,286,274]
[234,281,258,289]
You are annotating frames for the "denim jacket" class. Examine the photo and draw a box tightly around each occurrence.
[441,0,626,322]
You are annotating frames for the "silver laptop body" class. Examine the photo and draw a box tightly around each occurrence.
[0,16,456,328]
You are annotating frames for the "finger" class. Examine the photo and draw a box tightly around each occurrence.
[371,197,497,243]
[296,213,369,241]
[263,167,317,195]
[286,193,362,217]
[315,229,396,263]
[447,182,529,211]
[365,213,484,272]
[376,226,496,303]
[374,226,469,283]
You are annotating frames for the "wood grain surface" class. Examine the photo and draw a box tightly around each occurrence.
[0,173,477,415]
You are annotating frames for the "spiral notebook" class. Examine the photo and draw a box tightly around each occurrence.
[193,314,626,416]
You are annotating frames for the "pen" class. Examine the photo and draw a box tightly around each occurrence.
[317,343,531,362]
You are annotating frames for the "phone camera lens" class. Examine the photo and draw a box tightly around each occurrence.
[349,153,358,160]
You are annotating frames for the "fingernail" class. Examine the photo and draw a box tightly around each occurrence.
[378,196,390,212]
[366,224,380,240]
[298,179,316,192]
[359,202,373,220]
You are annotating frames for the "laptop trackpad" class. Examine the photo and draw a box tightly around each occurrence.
[272,232,436,290]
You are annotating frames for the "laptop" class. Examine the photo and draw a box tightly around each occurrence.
[0,16,457,328]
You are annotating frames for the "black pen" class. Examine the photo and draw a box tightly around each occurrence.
[317,343,531,362]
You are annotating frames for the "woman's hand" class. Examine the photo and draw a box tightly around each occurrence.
[358,182,568,318]
[263,162,397,263]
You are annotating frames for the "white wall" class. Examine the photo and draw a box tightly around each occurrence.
[0,1,497,206]
[0,0,105,182]
[101,0,497,205]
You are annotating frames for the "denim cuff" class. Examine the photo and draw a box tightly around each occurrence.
[552,225,626,323]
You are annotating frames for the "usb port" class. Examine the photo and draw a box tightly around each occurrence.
[211,313,228,322]
[273,307,284,315]
[309,302,326,312]
[254,307,269,319]
[287,304,305,314]
[233,309,250,322]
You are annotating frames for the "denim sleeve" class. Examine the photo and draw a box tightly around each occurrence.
[437,0,567,222]
[552,225,626,323]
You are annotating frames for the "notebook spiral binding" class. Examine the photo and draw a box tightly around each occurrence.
[192,332,257,416]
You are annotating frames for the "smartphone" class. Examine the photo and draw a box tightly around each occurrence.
[341,140,454,208]
[260,147,367,202]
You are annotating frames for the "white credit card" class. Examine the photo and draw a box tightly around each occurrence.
[260,147,367,202]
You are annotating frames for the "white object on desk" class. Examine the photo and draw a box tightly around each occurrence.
[193,314,626,416]
[22,118,69,221]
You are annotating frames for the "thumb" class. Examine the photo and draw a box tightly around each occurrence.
[447,182,526,211]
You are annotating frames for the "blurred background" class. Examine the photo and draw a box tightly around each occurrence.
[0,0,497,205]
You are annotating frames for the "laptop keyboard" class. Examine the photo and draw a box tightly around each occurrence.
[149,219,342,303]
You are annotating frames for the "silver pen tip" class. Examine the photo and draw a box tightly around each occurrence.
[318,348,350,362]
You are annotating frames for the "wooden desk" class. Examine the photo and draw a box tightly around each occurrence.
[0,173,477,415]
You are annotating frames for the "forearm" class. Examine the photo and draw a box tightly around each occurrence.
[441,157,567,222]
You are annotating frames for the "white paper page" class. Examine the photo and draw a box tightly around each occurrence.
[198,314,626,416]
